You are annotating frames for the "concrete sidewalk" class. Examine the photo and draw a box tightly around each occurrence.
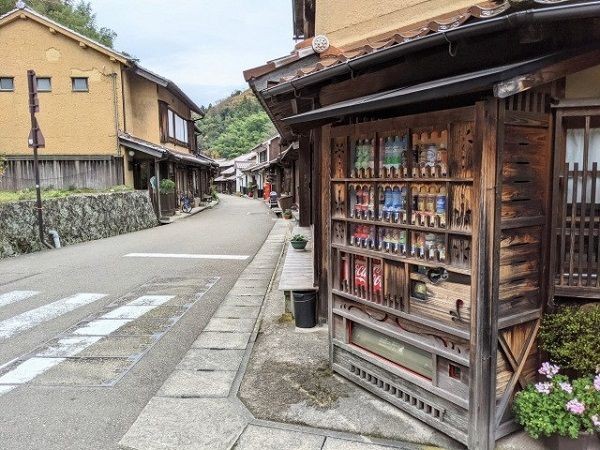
[119,216,544,450]
[119,220,425,450]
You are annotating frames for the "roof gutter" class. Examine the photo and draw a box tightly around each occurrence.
[262,0,600,99]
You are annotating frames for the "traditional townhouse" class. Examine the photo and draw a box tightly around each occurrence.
[0,4,216,215]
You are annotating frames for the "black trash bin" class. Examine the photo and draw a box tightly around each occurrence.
[293,290,317,328]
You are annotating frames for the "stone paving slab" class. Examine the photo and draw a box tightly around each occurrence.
[213,305,260,319]
[157,369,236,398]
[204,318,256,333]
[177,349,245,371]
[192,332,251,350]
[234,425,325,450]
[119,397,247,450]
[322,438,402,450]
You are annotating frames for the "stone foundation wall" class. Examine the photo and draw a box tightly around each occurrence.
[0,191,158,258]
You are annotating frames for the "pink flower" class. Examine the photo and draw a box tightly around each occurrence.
[594,374,600,391]
[592,415,600,429]
[559,382,573,394]
[566,399,585,415]
[538,362,560,379]
[535,382,552,394]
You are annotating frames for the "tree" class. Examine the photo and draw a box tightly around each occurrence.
[0,0,117,48]
[197,89,277,159]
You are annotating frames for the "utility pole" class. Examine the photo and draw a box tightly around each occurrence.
[27,70,49,248]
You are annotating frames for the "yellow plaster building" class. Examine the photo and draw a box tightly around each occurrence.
[0,3,215,208]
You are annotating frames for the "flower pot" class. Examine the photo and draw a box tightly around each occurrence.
[291,240,307,250]
[543,433,600,450]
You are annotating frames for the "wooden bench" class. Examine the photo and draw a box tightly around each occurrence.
[279,226,317,313]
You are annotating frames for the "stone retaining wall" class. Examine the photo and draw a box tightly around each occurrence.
[0,191,158,258]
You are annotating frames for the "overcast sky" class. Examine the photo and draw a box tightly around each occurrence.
[89,0,294,107]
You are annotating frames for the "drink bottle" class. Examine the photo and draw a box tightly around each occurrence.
[392,186,401,223]
[384,186,393,221]
[436,186,447,228]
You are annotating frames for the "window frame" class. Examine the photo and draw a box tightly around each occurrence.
[166,106,191,148]
[551,102,600,299]
[71,77,89,92]
[36,77,52,92]
[0,77,15,92]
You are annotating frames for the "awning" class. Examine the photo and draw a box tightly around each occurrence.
[282,50,573,126]
[119,133,216,168]
[248,161,271,172]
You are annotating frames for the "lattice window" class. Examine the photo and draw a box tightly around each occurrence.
[554,109,600,296]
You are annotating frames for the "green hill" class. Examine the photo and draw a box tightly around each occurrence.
[0,0,116,47]
[197,90,276,160]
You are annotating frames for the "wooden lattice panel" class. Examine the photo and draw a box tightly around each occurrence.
[332,137,348,179]
[449,122,475,179]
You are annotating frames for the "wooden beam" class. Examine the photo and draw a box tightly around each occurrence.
[495,320,540,426]
[494,49,600,98]
[298,135,311,227]
[468,98,501,450]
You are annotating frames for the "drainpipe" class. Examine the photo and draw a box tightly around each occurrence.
[109,72,121,157]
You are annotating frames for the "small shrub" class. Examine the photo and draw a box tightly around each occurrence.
[159,179,176,194]
[291,234,307,242]
[514,364,600,439]
[539,305,600,376]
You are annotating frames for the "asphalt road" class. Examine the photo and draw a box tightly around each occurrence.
[0,195,276,450]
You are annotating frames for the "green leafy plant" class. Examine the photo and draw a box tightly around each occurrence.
[0,0,117,47]
[283,209,293,219]
[159,179,175,195]
[291,234,307,243]
[539,305,600,376]
[514,363,600,439]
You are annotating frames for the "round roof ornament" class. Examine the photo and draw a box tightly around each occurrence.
[312,35,330,54]
[16,0,26,9]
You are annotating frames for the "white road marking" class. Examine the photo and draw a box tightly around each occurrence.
[128,295,175,307]
[0,357,65,385]
[0,293,177,394]
[0,291,40,308]
[0,385,16,395]
[36,336,103,358]
[72,319,130,336]
[0,293,107,340]
[124,253,249,260]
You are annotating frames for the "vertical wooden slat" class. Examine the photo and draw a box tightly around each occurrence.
[568,162,579,285]
[589,163,598,287]
[577,116,591,285]
[558,162,569,285]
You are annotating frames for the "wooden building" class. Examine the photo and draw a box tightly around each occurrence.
[245,1,600,448]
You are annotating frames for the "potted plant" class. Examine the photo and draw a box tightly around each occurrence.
[290,234,308,250]
[159,179,176,216]
[283,209,293,220]
[514,363,600,449]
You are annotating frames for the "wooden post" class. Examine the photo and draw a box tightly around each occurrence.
[469,99,501,450]
[299,134,311,227]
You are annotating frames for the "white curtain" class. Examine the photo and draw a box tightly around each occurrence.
[566,128,600,202]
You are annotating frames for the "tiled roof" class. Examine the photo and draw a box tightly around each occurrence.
[250,0,572,87]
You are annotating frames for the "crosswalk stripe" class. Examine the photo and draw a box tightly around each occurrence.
[0,293,177,395]
[0,357,65,385]
[74,295,174,336]
[0,291,40,309]
[0,385,16,395]
[36,336,103,358]
[0,293,107,340]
